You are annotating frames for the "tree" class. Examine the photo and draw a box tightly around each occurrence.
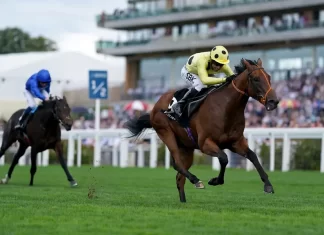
[0,27,57,54]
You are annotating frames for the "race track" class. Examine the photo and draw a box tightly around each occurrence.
[0,165,323,235]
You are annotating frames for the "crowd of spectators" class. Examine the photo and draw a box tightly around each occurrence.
[0,68,323,155]
[58,67,324,152]
[0,68,322,136]
[68,67,324,131]
[245,67,324,127]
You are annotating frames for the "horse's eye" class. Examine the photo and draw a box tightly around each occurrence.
[253,77,259,82]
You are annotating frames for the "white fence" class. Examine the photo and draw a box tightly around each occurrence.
[0,128,324,172]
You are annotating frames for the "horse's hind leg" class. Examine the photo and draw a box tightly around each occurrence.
[175,148,194,203]
[200,138,228,186]
[0,131,17,159]
[1,142,28,184]
[0,131,18,184]
[156,128,203,188]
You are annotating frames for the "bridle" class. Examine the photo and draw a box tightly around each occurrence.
[42,97,72,129]
[52,102,63,125]
[231,65,273,105]
[47,97,64,125]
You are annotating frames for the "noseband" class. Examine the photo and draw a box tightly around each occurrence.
[231,66,273,105]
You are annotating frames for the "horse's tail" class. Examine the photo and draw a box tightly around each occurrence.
[0,110,22,155]
[1,119,11,147]
[124,113,152,138]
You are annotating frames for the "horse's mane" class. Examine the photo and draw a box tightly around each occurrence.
[234,58,258,75]
[209,58,257,92]
[39,96,63,110]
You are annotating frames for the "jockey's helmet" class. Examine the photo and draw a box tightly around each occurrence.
[210,45,230,65]
[37,69,51,83]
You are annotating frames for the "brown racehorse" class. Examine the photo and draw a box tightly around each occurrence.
[125,58,279,203]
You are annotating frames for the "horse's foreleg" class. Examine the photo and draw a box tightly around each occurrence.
[54,141,77,187]
[29,148,37,186]
[157,128,203,188]
[208,152,228,186]
[231,136,274,194]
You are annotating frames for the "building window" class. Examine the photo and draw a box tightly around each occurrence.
[228,50,263,71]
[265,47,313,70]
[317,45,324,68]
[140,58,172,87]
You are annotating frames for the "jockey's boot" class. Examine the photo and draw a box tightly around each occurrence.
[172,88,199,119]
[14,107,32,131]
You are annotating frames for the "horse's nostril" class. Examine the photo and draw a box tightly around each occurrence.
[268,100,278,105]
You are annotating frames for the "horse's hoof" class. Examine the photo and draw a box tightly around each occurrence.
[264,185,274,194]
[1,179,8,184]
[1,174,9,184]
[195,181,205,189]
[70,181,78,187]
[208,177,224,186]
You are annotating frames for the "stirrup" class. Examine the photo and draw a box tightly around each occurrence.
[14,123,22,128]
[15,125,23,131]
[164,109,173,114]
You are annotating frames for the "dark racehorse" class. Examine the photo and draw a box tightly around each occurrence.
[125,58,279,202]
[0,96,77,187]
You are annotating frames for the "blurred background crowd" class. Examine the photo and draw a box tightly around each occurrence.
[67,67,324,132]
[1,0,324,150]
[1,66,322,133]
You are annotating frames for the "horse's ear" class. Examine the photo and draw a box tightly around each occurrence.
[63,96,67,102]
[257,58,262,67]
[242,59,251,70]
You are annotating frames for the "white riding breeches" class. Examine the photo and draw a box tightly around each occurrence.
[24,90,49,108]
[181,65,207,92]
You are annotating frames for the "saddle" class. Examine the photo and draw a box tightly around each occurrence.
[163,82,228,127]
[17,106,39,145]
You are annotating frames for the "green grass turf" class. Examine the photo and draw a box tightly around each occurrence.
[0,165,324,235]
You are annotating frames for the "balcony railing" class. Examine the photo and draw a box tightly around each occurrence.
[96,0,284,25]
[96,20,324,51]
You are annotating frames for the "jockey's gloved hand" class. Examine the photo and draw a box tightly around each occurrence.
[226,74,236,82]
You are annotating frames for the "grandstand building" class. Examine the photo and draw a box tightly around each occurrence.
[96,0,324,97]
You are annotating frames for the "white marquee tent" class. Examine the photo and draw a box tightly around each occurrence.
[0,51,125,119]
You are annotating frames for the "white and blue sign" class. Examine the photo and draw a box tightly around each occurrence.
[88,70,108,99]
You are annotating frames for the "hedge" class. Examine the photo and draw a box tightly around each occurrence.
[3,139,322,171]
[158,139,322,171]
[258,139,321,171]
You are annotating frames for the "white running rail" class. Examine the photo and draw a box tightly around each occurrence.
[0,128,324,173]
